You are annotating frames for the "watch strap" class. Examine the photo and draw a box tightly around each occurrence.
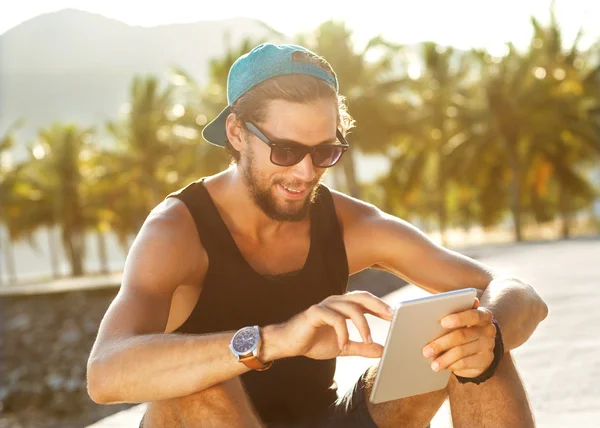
[239,354,273,371]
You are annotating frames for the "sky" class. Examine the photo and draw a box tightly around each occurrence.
[1,0,600,53]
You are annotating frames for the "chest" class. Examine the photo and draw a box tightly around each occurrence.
[231,228,312,276]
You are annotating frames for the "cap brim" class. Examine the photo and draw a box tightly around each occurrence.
[202,105,231,147]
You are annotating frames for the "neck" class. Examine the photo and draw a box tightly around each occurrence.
[209,166,309,242]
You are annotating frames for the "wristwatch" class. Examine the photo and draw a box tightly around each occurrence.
[229,325,273,371]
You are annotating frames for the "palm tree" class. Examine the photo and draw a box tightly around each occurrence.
[107,75,175,211]
[524,14,600,238]
[297,21,408,199]
[106,72,224,244]
[82,145,148,254]
[0,119,24,284]
[79,145,116,274]
[378,42,474,244]
[439,44,537,242]
[15,123,92,277]
[107,75,192,235]
[448,8,600,242]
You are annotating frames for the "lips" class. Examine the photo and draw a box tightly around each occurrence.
[282,185,303,193]
[278,184,308,199]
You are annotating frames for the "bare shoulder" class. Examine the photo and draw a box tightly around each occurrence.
[328,187,382,228]
[120,195,207,299]
[328,187,415,235]
[328,188,384,274]
[90,195,208,350]
[328,187,441,275]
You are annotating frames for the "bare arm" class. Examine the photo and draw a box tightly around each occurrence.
[333,191,548,351]
[86,200,281,404]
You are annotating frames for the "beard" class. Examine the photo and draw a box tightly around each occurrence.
[241,147,322,222]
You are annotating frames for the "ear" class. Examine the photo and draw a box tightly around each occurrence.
[225,114,246,152]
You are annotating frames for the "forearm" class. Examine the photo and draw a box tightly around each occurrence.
[88,330,248,404]
[88,324,286,405]
[480,276,548,351]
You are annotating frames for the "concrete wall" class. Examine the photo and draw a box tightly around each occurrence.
[0,286,135,428]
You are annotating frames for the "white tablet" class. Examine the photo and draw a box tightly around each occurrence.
[369,288,478,404]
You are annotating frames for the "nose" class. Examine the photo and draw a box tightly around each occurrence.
[290,152,317,183]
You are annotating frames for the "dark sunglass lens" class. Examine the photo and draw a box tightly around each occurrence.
[313,147,344,167]
[272,146,307,166]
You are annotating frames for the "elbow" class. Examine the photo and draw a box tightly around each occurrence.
[517,278,548,323]
[86,357,116,404]
[529,283,549,323]
[538,298,549,322]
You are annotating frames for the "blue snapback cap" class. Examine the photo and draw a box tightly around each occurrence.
[202,43,339,147]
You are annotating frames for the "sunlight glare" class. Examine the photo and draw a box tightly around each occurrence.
[33,144,46,159]
[533,67,547,79]
[408,63,422,80]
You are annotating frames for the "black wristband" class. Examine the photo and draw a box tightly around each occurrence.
[455,317,504,385]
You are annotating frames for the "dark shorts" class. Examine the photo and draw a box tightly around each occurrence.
[267,369,377,428]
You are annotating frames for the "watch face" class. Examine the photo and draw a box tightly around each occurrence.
[232,327,260,354]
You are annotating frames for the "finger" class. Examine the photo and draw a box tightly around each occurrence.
[332,291,394,321]
[308,305,349,350]
[441,307,493,329]
[423,325,495,358]
[431,337,495,372]
[324,300,373,344]
[448,352,494,378]
[341,340,384,358]
[472,297,480,309]
[333,291,394,321]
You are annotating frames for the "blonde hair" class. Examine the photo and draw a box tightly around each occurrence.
[227,51,354,162]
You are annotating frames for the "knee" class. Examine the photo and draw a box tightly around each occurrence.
[180,377,248,410]
[144,377,263,428]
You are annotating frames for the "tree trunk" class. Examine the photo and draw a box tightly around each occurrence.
[0,236,4,287]
[437,187,448,246]
[561,214,571,239]
[559,182,571,239]
[489,88,523,242]
[97,230,109,274]
[47,227,61,279]
[504,138,523,242]
[63,228,85,277]
[341,148,361,199]
[436,149,448,247]
[590,206,600,234]
[0,230,18,285]
[5,236,17,284]
[73,232,85,276]
[461,206,472,233]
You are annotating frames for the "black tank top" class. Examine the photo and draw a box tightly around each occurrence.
[166,178,349,424]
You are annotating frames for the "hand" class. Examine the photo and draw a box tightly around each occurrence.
[422,298,497,378]
[276,291,394,360]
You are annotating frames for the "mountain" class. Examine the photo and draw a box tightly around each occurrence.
[0,9,288,160]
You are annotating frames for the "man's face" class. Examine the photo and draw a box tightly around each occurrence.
[239,97,338,222]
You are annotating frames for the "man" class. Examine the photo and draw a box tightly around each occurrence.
[87,43,548,427]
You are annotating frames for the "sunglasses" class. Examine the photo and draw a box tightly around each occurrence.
[244,122,349,168]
